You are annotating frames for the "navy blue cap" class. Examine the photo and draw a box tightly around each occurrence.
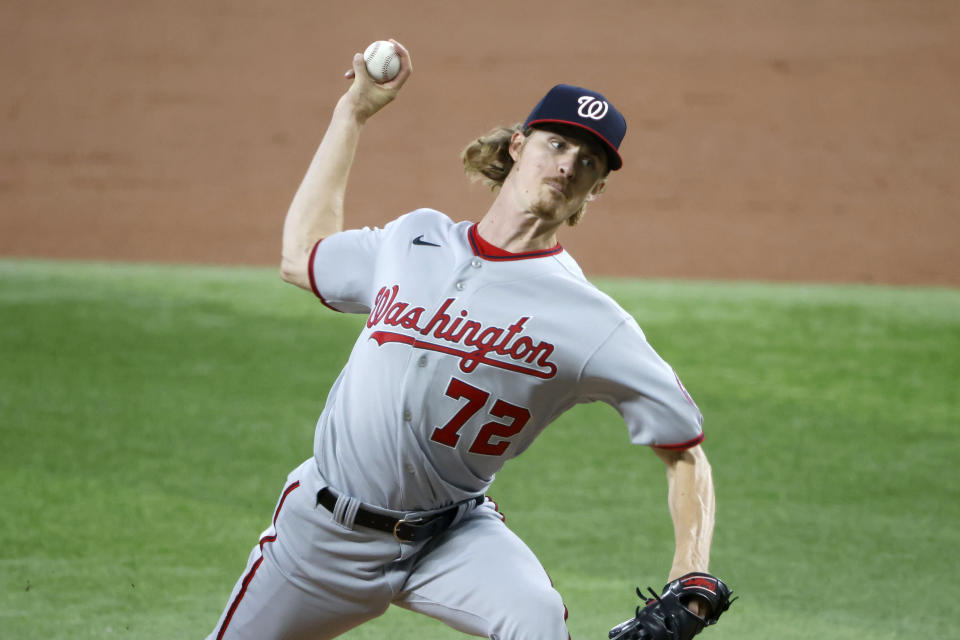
[524,84,627,171]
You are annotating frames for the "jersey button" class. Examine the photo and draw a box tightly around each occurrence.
[418,355,427,367]
[455,281,465,291]
[402,410,412,422]
[471,258,482,269]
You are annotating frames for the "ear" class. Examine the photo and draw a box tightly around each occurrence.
[586,179,607,202]
[508,130,526,162]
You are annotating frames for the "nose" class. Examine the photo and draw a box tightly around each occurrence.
[557,153,576,178]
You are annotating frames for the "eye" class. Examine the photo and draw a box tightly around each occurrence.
[580,153,603,171]
[550,139,566,151]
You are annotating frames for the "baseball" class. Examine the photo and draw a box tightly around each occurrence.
[363,40,400,83]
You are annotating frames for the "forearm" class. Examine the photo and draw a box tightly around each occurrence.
[280,40,411,290]
[658,445,715,581]
[280,97,365,285]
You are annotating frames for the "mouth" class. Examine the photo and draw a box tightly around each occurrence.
[543,179,568,196]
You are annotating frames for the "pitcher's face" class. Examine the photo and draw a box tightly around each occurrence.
[507,127,608,224]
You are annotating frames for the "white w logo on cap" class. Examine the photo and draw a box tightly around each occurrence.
[577,96,609,120]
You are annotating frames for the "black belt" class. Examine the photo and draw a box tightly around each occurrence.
[316,487,484,543]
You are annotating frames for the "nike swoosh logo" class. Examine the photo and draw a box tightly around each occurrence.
[412,235,441,247]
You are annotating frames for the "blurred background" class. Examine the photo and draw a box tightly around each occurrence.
[2,0,958,284]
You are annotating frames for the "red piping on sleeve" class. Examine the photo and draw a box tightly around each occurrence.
[654,432,705,451]
[308,239,342,313]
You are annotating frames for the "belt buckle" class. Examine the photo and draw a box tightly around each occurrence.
[392,516,427,543]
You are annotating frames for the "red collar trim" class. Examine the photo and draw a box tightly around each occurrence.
[468,225,563,261]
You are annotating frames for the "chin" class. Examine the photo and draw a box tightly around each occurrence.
[529,204,563,222]
[535,200,579,222]
[530,196,573,221]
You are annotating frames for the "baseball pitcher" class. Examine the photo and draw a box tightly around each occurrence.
[206,40,734,640]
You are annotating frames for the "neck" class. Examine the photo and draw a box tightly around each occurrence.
[477,194,564,253]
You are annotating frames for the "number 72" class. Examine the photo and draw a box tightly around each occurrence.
[430,377,531,457]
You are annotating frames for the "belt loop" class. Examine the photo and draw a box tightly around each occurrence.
[332,493,362,529]
[452,498,474,525]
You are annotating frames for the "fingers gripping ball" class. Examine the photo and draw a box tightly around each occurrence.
[363,41,400,83]
[608,573,736,640]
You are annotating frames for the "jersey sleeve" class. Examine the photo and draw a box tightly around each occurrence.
[579,317,704,449]
[308,225,387,314]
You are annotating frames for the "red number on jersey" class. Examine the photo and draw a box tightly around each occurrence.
[469,400,531,456]
[430,377,531,456]
[430,377,490,447]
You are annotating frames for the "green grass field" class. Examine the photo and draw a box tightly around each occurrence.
[1,259,958,639]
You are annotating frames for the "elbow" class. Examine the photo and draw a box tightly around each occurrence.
[279,254,299,282]
[280,254,311,290]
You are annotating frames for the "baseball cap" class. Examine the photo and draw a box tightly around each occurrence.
[524,84,627,171]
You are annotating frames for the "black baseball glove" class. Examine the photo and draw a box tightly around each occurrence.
[608,572,735,640]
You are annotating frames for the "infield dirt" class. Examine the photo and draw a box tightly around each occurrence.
[2,1,957,285]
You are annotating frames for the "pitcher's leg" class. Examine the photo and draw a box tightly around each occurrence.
[395,501,569,640]
[206,537,386,640]
[206,463,399,639]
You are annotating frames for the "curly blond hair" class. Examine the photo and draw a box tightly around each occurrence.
[460,123,522,191]
[460,123,600,227]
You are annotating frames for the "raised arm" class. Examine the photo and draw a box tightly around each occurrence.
[653,444,715,585]
[280,40,413,290]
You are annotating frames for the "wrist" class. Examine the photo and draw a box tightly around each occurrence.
[334,94,371,126]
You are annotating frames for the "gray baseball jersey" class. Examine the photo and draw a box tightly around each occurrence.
[208,208,705,640]
[308,208,703,512]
